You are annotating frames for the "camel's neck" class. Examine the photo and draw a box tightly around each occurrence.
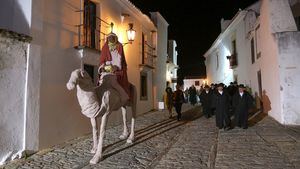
[78,79,96,91]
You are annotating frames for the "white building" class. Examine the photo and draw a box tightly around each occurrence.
[0,0,169,163]
[167,40,179,90]
[183,77,206,91]
[150,12,169,108]
[204,0,300,125]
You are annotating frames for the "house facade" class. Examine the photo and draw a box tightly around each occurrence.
[204,0,300,125]
[0,0,168,163]
[183,77,206,91]
[150,12,169,107]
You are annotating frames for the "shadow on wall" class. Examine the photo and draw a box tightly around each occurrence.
[248,90,271,127]
[0,0,30,35]
[262,90,271,114]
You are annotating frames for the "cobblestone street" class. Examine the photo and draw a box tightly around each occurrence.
[1,105,300,169]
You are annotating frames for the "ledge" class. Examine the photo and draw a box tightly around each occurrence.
[0,28,32,42]
[74,45,101,54]
[139,64,155,71]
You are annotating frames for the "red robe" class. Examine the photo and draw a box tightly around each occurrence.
[99,42,130,96]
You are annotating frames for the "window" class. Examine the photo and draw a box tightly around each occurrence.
[195,81,200,86]
[84,64,96,83]
[140,73,148,100]
[255,25,261,59]
[229,39,238,68]
[295,16,300,31]
[142,33,145,64]
[251,38,255,64]
[84,0,97,49]
[257,70,262,98]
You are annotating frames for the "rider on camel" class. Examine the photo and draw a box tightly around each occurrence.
[98,32,130,104]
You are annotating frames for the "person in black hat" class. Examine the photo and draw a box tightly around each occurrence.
[212,83,231,130]
[173,84,185,121]
[200,85,213,118]
[232,84,254,129]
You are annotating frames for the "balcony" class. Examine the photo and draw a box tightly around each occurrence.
[139,40,156,70]
[227,53,238,69]
[74,0,112,52]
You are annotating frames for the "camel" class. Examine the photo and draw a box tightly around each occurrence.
[66,69,137,164]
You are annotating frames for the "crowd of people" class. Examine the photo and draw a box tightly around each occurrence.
[164,82,255,130]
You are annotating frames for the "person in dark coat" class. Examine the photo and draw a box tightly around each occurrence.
[200,85,212,118]
[188,85,197,106]
[210,83,217,115]
[212,83,231,130]
[232,84,254,129]
[173,84,185,121]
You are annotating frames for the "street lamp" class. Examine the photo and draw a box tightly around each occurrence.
[124,23,136,46]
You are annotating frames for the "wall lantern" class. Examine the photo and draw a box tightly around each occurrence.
[126,23,136,42]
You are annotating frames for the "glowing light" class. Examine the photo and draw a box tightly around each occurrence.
[127,23,136,42]
[166,71,172,82]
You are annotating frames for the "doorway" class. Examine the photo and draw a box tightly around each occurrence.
[257,70,262,97]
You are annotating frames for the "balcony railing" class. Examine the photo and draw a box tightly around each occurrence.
[75,0,112,51]
[141,41,156,69]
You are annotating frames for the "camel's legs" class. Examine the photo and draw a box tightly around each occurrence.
[90,112,109,164]
[119,107,129,139]
[90,117,98,153]
[127,117,135,144]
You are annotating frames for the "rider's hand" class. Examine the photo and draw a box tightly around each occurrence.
[112,65,119,73]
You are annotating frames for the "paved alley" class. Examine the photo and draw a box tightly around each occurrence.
[1,105,300,169]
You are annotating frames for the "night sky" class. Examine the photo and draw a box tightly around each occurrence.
[130,0,258,83]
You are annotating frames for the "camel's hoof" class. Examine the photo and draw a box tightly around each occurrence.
[126,138,134,144]
[119,133,129,140]
[90,155,102,165]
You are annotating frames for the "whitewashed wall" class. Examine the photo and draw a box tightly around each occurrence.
[0,0,33,163]
[276,32,300,124]
[206,0,300,125]
[0,0,168,162]
[32,0,90,149]
[0,32,29,164]
[183,79,205,91]
[260,0,300,124]
[37,0,159,149]
[151,12,169,107]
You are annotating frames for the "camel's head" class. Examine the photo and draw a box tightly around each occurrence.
[67,69,93,90]
[66,69,83,90]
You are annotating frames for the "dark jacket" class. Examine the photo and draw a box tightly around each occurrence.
[213,91,231,128]
[200,90,212,108]
[173,90,185,105]
[232,91,254,127]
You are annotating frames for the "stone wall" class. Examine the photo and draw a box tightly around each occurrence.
[276,31,300,124]
[0,29,31,164]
